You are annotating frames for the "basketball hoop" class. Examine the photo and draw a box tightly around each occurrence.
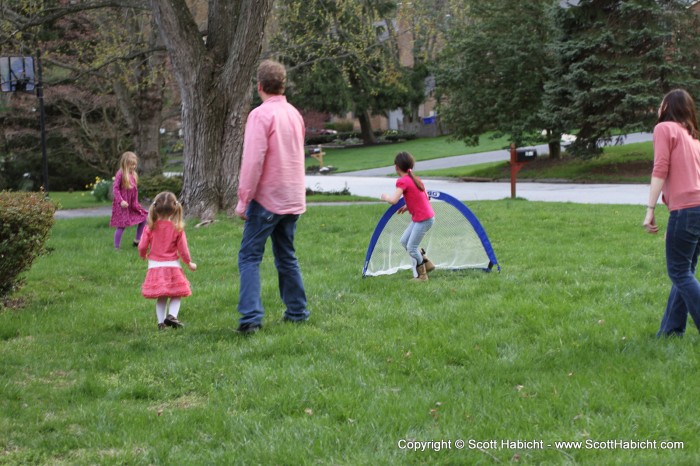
[0,56,36,93]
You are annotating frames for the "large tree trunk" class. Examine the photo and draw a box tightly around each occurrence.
[112,16,167,176]
[151,0,273,220]
[134,116,163,175]
[357,109,376,145]
[548,140,561,160]
[113,69,164,175]
[133,40,167,176]
[178,73,252,220]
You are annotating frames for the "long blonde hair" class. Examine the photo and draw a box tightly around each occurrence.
[147,191,185,231]
[118,151,139,190]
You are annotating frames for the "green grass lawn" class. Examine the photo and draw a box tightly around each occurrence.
[308,133,511,173]
[2,201,697,464]
[48,191,111,210]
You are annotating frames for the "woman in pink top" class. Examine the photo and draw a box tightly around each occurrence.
[138,191,197,330]
[644,89,700,337]
[381,152,436,281]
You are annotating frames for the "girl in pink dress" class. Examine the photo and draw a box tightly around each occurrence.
[110,151,148,249]
[138,191,197,330]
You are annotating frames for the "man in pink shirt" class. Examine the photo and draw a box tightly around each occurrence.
[234,60,309,334]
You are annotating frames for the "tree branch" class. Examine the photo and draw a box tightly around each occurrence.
[1,1,149,29]
[150,0,204,89]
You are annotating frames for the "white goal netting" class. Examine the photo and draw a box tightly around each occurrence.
[363,197,496,277]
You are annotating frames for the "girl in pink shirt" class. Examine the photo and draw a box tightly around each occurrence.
[381,152,436,281]
[138,191,197,330]
[644,89,700,337]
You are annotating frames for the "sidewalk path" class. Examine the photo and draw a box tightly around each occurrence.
[55,206,112,219]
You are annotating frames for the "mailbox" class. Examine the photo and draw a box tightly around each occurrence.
[516,148,537,162]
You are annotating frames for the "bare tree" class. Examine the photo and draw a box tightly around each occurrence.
[151,0,274,219]
[1,2,167,176]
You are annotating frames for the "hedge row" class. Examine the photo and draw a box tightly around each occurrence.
[0,192,56,298]
[306,130,417,146]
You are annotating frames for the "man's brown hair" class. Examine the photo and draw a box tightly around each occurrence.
[257,59,286,95]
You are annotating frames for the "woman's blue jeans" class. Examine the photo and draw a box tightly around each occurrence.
[238,201,309,326]
[658,206,700,336]
[400,217,435,266]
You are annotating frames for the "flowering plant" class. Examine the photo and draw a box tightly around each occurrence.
[86,176,113,202]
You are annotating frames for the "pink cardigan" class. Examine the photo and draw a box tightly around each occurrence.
[138,220,192,265]
[652,121,700,211]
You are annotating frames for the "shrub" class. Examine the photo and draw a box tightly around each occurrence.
[383,130,417,142]
[306,134,337,145]
[0,191,56,298]
[86,176,113,202]
[138,174,183,201]
[306,130,366,146]
[325,120,354,132]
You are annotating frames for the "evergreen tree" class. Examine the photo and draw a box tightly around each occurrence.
[544,0,700,158]
[435,0,560,157]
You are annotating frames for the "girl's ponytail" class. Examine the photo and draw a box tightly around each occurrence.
[407,168,425,192]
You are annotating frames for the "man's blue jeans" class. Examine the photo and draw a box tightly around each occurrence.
[238,201,309,326]
[658,206,700,336]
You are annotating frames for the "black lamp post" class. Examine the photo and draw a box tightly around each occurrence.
[0,52,48,193]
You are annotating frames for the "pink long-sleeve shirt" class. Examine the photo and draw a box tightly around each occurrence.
[235,95,306,216]
[652,121,700,211]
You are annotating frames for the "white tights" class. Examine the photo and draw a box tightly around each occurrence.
[155,297,181,323]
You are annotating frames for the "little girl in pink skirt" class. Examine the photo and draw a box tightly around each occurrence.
[138,191,197,330]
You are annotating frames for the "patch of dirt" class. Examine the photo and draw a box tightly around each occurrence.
[1,296,28,312]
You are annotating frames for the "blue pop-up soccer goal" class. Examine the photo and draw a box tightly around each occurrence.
[362,190,499,277]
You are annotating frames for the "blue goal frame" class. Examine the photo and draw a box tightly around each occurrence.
[362,190,500,277]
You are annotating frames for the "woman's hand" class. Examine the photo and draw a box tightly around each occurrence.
[643,209,658,234]
[188,262,197,271]
[120,200,128,208]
